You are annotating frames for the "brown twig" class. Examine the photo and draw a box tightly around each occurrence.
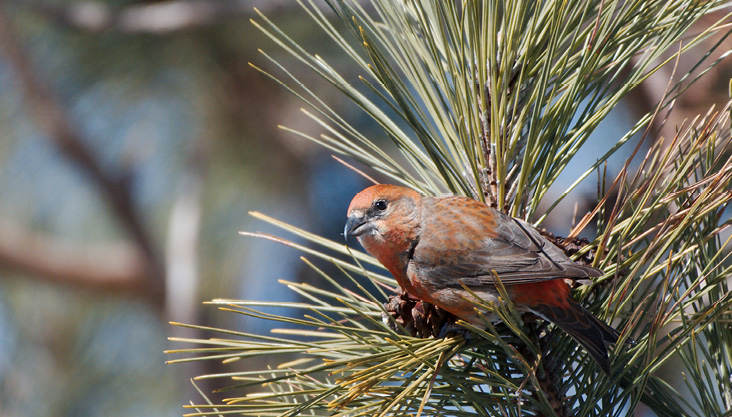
[0,221,151,296]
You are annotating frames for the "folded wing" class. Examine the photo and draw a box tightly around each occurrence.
[411,196,602,288]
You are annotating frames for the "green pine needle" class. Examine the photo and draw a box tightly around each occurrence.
[171,1,732,415]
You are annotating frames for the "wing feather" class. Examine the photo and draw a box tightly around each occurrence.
[410,196,601,288]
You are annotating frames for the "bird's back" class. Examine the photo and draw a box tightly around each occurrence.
[410,194,601,290]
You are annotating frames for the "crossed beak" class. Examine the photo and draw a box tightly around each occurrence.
[344,215,369,241]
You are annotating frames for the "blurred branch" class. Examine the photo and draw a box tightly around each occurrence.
[25,0,250,34]
[0,221,151,296]
[0,8,165,303]
[20,0,345,34]
[629,11,732,144]
[165,142,205,324]
[165,141,210,396]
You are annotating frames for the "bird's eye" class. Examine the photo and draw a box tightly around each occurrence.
[374,200,388,212]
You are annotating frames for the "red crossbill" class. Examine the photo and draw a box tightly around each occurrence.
[345,184,624,374]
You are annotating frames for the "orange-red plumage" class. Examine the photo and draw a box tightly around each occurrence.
[345,184,624,374]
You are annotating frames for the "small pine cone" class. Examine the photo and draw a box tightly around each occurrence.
[536,228,598,267]
[382,289,457,338]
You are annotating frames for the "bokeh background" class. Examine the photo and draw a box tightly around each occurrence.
[0,2,729,416]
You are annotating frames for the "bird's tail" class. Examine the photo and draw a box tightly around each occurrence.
[529,298,621,375]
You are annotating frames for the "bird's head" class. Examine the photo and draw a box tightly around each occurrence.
[344,184,422,256]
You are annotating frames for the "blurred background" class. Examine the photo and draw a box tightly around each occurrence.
[0,1,729,416]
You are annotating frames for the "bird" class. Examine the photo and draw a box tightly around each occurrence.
[344,183,626,374]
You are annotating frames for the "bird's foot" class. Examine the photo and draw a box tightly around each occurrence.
[437,322,474,342]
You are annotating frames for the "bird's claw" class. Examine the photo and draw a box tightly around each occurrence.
[437,322,474,342]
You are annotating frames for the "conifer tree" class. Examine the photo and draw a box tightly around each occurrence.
[170,2,732,416]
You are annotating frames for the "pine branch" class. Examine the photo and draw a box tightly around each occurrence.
[169,1,732,415]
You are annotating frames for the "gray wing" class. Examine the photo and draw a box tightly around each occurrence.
[410,197,601,288]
